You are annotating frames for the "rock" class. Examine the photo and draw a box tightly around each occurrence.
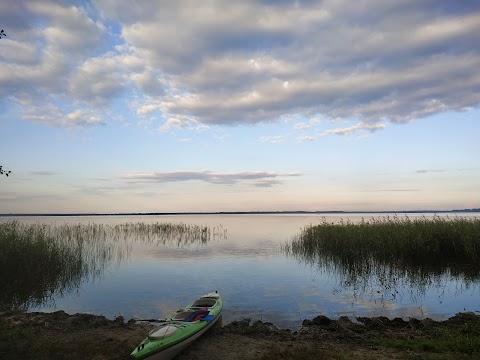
[303,315,331,327]
[390,317,407,328]
[447,312,478,326]
[114,316,125,326]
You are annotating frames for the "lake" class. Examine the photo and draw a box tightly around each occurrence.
[1,213,479,329]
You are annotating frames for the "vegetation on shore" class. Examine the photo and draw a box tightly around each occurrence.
[284,215,480,267]
[0,221,224,311]
[283,216,480,300]
[1,310,479,360]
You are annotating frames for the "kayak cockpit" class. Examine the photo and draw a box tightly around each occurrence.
[148,325,177,340]
[172,311,195,321]
[172,309,209,322]
[190,298,217,308]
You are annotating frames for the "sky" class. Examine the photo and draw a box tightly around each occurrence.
[0,0,479,214]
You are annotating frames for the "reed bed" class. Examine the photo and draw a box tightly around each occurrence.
[0,221,84,310]
[0,221,224,310]
[282,216,480,300]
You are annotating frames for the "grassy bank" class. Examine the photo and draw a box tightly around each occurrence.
[1,310,479,360]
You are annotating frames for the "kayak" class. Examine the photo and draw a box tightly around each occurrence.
[130,292,223,360]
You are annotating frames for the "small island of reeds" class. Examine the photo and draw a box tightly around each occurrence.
[283,215,480,300]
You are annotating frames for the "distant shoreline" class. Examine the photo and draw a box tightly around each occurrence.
[1,209,479,217]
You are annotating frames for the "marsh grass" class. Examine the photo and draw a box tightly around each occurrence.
[259,343,354,360]
[374,318,480,358]
[0,221,224,311]
[282,216,480,300]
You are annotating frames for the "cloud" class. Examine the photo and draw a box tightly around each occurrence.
[416,169,447,174]
[296,136,316,142]
[2,0,480,131]
[293,118,321,132]
[97,0,480,127]
[0,193,17,201]
[68,54,129,105]
[157,114,207,132]
[21,102,105,128]
[359,189,421,192]
[131,67,165,96]
[121,170,301,186]
[259,135,286,143]
[320,122,386,136]
[30,171,60,176]
[28,1,104,55]
[252,179,284,188]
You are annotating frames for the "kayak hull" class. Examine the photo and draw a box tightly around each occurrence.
[130,292,222,360]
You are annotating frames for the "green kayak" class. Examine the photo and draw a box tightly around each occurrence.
[130,292,223,360]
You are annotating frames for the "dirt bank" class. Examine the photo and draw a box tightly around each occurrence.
[1,310,479,359]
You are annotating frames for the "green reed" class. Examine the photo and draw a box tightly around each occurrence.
[282,216,480,300]
[0,221,225,311]
[0,221,83,310]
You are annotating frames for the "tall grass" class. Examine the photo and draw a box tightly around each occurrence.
[282,216,480,300]
[0,221,225,311]
[0,222,84,310]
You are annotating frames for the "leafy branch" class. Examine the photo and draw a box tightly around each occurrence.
[0,166,11,177]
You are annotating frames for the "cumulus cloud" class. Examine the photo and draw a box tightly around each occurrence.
[2,0,480,131]
[21,101,105,128]
[122,170,301,186]
[28,1,104,54]
[131,67,165,96]
[68,54,130,105]
[96,0,480,128]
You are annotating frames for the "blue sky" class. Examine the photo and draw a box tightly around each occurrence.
[1,0,479,213]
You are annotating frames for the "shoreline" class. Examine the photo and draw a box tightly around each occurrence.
[1,310,479,359]
[1,209,479,216]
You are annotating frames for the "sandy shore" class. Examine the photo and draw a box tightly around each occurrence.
[1,310,479,359]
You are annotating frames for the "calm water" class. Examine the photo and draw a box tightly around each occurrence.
[2,213,480,329]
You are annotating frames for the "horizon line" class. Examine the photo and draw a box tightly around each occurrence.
[1,208,479,217]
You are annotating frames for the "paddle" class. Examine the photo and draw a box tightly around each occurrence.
[134,318,168,323]
[134,318,189,325]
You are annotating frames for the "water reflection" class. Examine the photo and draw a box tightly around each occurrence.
[283,217,480,306]
[0,221,225,310]
[2,214,479,327]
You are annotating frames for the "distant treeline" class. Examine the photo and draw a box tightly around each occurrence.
[1,209,480,217]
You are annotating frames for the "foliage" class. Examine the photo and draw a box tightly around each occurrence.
[0,166,11,177]
[282,216,480,300]
[285,215,480,266]
[0,221,85,310]
[0,221,222,311]
[375,318,480,358]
